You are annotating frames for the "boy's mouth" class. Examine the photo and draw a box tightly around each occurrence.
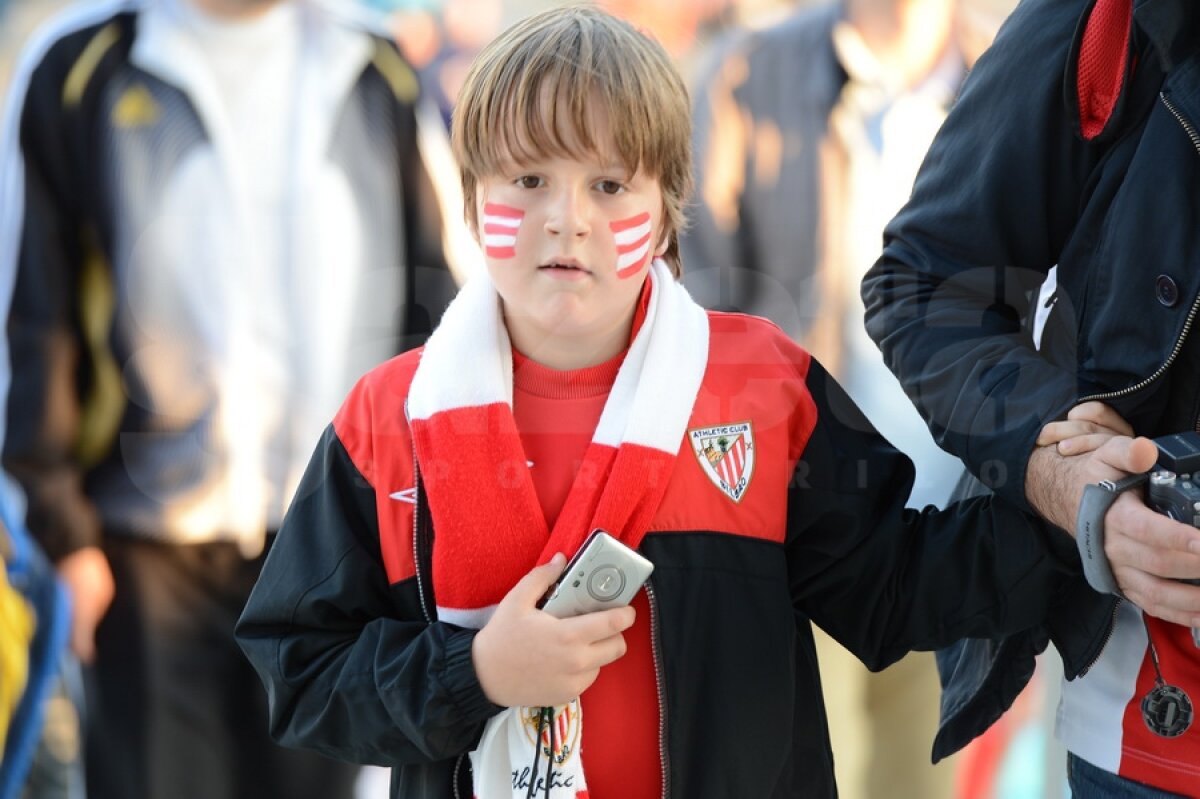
[539,258,590,274]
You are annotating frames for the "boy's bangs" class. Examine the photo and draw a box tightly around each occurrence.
[477,34,655,178]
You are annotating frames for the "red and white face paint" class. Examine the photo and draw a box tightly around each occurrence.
[482,203,524,259]
[610,212,653,280]
[472,144,666,365]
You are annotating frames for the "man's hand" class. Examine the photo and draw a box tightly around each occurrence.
[472,553,635,708]
[56,546,115,663]
[1027,435,1200,627]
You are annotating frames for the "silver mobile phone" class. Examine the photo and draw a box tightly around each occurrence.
[541,530,654,619]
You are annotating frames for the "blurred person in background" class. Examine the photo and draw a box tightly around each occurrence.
[421,0,503,128]
[681,0,1009,796]
[361,0,442,72]
[0,0,457,798]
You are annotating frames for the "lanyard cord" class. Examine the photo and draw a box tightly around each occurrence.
[526,706,559,799]
[545,708,556,799]
[525,708,546,799]
[1141,614,1167,687]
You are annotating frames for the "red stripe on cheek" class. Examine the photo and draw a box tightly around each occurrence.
[610,211,651,233]
[611,212,654,279]
[615,259,648,280]
[482,203,524,260]
[483,223,520,235]
[483,202,524,219]
[616,230,653,255]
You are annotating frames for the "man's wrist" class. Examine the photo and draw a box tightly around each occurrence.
[1025,444,1078,533]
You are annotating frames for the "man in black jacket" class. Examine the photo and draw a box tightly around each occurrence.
[863,0,1200,793]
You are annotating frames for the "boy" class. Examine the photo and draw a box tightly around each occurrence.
[236,7,1099,797]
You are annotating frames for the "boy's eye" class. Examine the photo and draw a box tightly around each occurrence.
[516,176,542,189]
[595,180,625,195]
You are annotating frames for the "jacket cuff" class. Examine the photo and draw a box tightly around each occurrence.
[440,628,504,723]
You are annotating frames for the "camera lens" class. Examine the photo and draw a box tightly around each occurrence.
[587,565,626,602]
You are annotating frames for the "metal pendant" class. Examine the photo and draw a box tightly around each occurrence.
[1142,684,1194,738]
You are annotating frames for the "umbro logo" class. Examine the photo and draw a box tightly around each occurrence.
[388,462,535,505]
[389,488,417,504]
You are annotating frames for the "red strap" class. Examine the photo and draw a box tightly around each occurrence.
[1077,0,1133,140]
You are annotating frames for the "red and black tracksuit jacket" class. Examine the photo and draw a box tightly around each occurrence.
[236,312,1090,798]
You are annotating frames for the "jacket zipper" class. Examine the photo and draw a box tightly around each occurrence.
[645,581,671,799]
[408,425,434,625]
[413,445,469,798]
[1077,597,1122,677]
[406,406,468,795]
[1078,93,1200,409]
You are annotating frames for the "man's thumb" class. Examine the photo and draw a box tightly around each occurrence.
[1101,435,1159,474]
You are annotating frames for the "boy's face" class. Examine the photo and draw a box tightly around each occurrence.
[474,116,668,364]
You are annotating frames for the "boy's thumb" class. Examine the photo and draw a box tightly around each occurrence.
[513,553,567,604]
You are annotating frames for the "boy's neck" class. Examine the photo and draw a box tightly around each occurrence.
[504,313,634,372]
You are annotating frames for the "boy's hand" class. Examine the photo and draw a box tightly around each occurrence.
[471,553,636,708]
[1036,401,1134,456]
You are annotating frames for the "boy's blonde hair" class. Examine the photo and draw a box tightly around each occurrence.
[451,4,692,276]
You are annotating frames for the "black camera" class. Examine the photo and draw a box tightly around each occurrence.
[1148,432,1200,648]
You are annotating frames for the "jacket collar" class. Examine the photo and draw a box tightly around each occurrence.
[1135,0,1199,72]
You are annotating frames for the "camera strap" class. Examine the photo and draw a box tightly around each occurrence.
[1075,472,1148,595]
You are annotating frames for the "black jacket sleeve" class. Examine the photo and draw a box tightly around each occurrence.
[235,425,501,766]
[4,32,105,561]
[786,359,1084,672]
[860,0,1096,509]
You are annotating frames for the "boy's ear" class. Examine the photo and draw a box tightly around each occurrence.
[654,230,670,257]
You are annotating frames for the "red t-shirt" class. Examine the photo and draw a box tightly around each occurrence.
[512,349,662,799]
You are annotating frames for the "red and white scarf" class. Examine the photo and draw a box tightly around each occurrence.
[407,259,709,798]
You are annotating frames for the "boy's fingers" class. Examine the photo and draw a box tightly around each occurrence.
[508,553,567,607]
[1036,421,1074,446]
[1067,401,1134,436]
[561,605,635,642]
[587,632,629,667]
[1038,420,1101,446]
[1057,432,1117,456]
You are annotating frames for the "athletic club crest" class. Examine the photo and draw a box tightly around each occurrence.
[520,700,582,766]
[689,422,755,502]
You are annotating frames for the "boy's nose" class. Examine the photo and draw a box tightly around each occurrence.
[544,189,590,238]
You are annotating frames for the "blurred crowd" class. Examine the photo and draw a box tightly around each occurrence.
[0,1,1056,799]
